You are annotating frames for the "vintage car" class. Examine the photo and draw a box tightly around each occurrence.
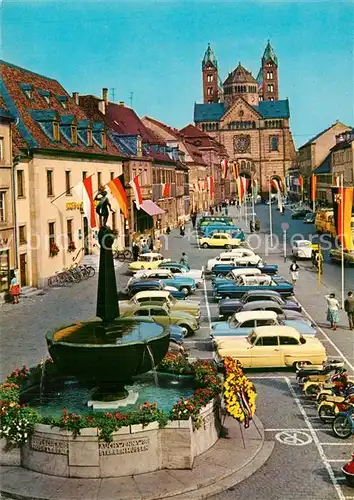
[121,304,199,336]
[211,310,316,338]
[158,262,204,286]
[124,280,185,300]
[212,268,287,288]
[304,212,315,224]
[213,275,294,300]
[206,249,260,271]
[199,233,241,249]
[236,300,310,322]
[127,270,196,295]
[291,209,312,220]
[128,253,171,272]
[200,225,245,242]
[292,240,313,259]
[119,290,201,319]
[329,249,354,266]
[198,216,233,228]
[218,290,301,317]
[215,326,327,368]
[211,261,278,276]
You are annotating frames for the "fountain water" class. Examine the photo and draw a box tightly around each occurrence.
[39,359,47,403]
[146,344,159,387]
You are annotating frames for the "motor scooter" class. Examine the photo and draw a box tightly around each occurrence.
[302,368,347,397]
[316,373,354,403]
[296,360,344,386]
[332,403,354,439]
[317,393,354,423]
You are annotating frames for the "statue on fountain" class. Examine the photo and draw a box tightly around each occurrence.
[95,188,115,227]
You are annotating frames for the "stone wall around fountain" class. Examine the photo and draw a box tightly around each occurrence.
[21,400,221,478]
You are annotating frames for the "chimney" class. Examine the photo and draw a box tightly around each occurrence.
[118,101,125,107]
[72,92,79,105]
[102,88,108,105]
[98,100,106,115]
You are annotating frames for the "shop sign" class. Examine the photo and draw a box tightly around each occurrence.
[66,201,99,211]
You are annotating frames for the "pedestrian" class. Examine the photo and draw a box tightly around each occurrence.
[325,293,341,330]
[9,270,20,304]
[191,213,197,229]
[180,252,189,268]
[250,220,254,233]
[166,226,171,235]
[141,241,149,254]
[180,223,185,237]
[155,237,162,253]
[210,207,214,215]
[344,291,354,331]
[289,259,299,286]
[132,241,139,261]
[149,238,154,251]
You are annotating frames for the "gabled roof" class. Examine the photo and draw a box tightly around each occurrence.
[313,152,331,174]
[202,43,218,70]
[330,129,354,152]
[194,103,225,122]
[253,99,290,119]
[142,116,182,140]
[298,121,351,150]
[0,60,121,157]
[224,63,257,85]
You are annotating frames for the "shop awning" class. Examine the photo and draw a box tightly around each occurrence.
[139,200,165,216]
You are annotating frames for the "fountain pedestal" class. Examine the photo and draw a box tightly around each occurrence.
[88,390,139,410]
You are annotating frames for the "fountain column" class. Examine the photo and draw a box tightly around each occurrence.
[96,226,119,322]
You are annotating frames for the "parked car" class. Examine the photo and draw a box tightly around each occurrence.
[329,249,354,266]
[237,300,310,322]
[213,274,294,300]
[304,212,315,224]
[128,253,170,272]
[198,216,233,228]
[199,233,241,249]
[292,240,313,259]
[218,290,302,318]
[291,209,312,220]
[212,270,288,288]
[158,262,204,285]
[211,310,316,338]
[200,225,245,241]
[121,304,199,336]
[119,290,201,319]
[215,326,327,368]
[206,249,260,271]
[212,261,278,276]
[125,280,185,299]
[127,270,196,295]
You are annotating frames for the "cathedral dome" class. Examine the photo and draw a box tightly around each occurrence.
[224,63,257,85]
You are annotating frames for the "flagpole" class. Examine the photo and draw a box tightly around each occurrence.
[269,177,273,247]
[251,175,255,224]
[340,173,345,308]
[312,175,316,213]
[50,173,95,204]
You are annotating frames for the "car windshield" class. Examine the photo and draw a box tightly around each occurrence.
[297,241,310,247]
[248,332,257,344]
[137,255,151,262]
[168,295,176,304]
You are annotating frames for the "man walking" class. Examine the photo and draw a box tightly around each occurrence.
[344,291,354,331]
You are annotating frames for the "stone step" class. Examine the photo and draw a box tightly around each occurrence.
[20,286,44,298]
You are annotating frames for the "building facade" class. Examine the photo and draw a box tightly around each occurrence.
[194,41,296,196]
[0,61,124,288]
[331,129,354,187]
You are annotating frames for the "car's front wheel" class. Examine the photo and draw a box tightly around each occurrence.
[181,286,190,295]
[179,324,194,336]
[202,243,209,249]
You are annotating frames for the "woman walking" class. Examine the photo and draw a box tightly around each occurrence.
[9,271,20,304]
[325,293,341,330]
[289,260,299,286]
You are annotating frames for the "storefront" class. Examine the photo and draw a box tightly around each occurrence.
[0,249,10,292]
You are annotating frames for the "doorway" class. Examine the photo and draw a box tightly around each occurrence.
[83,217,90,255]
[19,253,27,286]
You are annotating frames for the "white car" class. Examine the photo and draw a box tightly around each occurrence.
[206,249,261,271]
[292,240,313,259]
[157,264,204,287]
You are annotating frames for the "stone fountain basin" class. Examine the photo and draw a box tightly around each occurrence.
[46,318,170,385]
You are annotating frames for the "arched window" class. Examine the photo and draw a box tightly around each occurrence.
[241,160,246,170]
[252,121,256,128]
[247,161,251,170]
[270,136,279,152]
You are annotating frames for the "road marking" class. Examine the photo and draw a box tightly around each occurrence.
[275,430,312,446]
[328,459,349,463]
[320,442,354,446]
[285,377,345,500]
[295,299,354,374]
[202,265,212,329]
[265,428,311,432]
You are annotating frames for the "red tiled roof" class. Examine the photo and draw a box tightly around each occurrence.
[0,61,121,157]
[143,116,182,139]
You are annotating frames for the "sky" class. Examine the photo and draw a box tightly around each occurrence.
[1,0,353,146]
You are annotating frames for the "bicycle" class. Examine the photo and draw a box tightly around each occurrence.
[113,248,133,262]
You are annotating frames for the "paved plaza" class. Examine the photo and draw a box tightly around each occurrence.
[1,203,353,499]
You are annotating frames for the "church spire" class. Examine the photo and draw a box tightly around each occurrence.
[262,40,278,66]
[202,43,218,70]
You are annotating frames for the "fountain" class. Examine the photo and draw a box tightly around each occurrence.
[46,226,170,406]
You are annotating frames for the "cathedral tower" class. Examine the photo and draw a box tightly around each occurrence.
[259,40,279,101]
[202,44,220,104]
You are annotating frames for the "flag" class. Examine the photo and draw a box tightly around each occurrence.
[207,175,214,199]
[74,176,97,229]
[252,178,258,199]
[310,175,317,202]
[232,162,240,180]
[221,159,229,180]
[107,175,129,219]
[236,176,245,203]
[193,182,199,193]
[129,175,143,210]
[299,176,304,192]
[271,178,283,211]
[162,183,171,197]
[198,179,204,191]
[331,186,354,251]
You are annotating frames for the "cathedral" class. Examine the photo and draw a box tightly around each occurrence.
[193,41,296,196]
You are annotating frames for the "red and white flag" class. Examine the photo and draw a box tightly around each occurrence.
[271,178,283,210]
[162,183,171,198]
[236,176,245,203]
[129,175,143,210]
[74,176,97,229]
[207,176,214,199]
[221,159,229,180]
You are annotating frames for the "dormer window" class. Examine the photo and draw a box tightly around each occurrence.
[87,129,93,147]
[71,125,78,144]
[53,122,60,141]
[57,95,68,109]
[38,90,51,104]
[19,83,34,100]
[101,131,107,149]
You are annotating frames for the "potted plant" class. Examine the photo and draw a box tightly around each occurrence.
[342,453,354,487]
[67,241,76,253]
[49,243,60,257]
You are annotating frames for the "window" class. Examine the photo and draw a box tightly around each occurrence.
[261,336,278,346]
[53,122,60,141]
[134,310,149,317]
[279,336,299,345]
[87,129,93,147]
[101,132,107,149]
[67,219,73,243]
[43,95,50,104]
[65,171,71,195]
[48,222,55,248]
[47,170,54,196]
[266,71,273,80]
[269,97,274,101]
[270,136,279,152]
[207,74,213,83]
[97,172,102,190]
[19,225,26,244]
[267,84,274,92]
[71,126,78,144]
[257,319,276,326]
[0,137,3,160]
[207,87,213,96]
[0,191,6,222]
[240,320,256,328]
[151,308,168,316]
[23,89,32,99]
[82,171,87,180]
[110,172,115,181]
[17,170,24,197]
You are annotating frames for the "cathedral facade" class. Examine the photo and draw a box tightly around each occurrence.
[194,41,296,196]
